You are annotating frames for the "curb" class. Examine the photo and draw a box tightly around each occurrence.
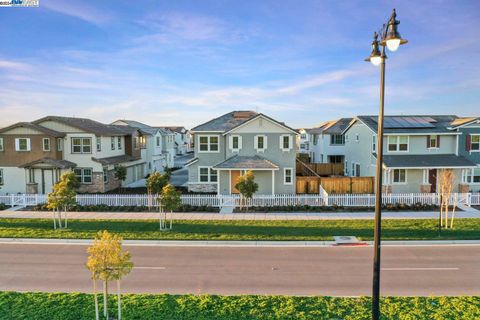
[0,238,479,247]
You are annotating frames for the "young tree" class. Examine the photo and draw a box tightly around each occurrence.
[235,171,259,211]
[438,169,456,229]
[86,230,133,320]
[159,183,181,230]
[114,165,127,192]
[47,171,78,229]
[146,171,169,209]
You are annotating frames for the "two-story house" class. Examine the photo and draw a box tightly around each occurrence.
[309,118,352,164]
[449,117,480,192]
[297,128,312,157]
[165,126,192,155]
[343,115,477,193]
[0,116,149,194]
[187,111,298,195]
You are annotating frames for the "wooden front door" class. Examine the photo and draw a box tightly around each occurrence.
[428,169,437,193]
[230,170,241,194]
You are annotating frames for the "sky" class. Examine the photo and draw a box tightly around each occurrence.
[0,0,479,129]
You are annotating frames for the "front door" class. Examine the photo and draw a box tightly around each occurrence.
[428,169,437,193]
[230,170,241,194]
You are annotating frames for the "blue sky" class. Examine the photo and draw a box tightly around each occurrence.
[0,0,479,129]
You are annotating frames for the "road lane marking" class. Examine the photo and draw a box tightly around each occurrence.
[382,267,459,271]
[134,266,166,270]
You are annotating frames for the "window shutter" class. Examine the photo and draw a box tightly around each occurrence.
[427,135,431,148]
[466,135,471,151]
[228,135,233,149]
[437,135,440,148]
[15,139,20,151]
[238,136,242,150]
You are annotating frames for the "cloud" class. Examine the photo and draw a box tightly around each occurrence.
[0,59,31,71]
[42,0,111,25]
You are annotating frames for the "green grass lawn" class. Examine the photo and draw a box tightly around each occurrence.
[0,292,478,320]
[0,218,479,241]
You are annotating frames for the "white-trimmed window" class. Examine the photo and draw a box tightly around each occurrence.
[0,138,4,151]
[388,136,409,152]
[463,168,480,184]
[111,137,115,150]
[72,138,91,154]
[355,134,359,142]
[96,137,101,152]
[74,168,93,184]
[15,138,31,151]
[198,166,217,183]
[284,168,293,185]
[57,138,63,151]
[428,135,439,149]
[198,135,219,152]
[330,134,345,145]
[471,135,480,151]
[392,169,406,184]
[372,135,377,153]
[42,138,50,151]
[156,136,161,147]
[0,168,3,185]
[345,160,349,176]
[117,137,122,150]
[280,135,292,151]
[229,135,242,152]
[103,168,108,184]
[255,135,267,152]
[352,162,355,176]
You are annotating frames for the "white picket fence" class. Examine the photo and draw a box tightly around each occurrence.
[0,192,479,208]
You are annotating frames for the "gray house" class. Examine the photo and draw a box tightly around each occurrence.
[343,115,477,193]
[450,117,480,192]
[187,111,298,195]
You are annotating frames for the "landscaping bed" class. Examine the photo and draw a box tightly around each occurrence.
[0,292,478,320]
[0,218,478,241]
[0,203,7,211]
[29,204,220,213]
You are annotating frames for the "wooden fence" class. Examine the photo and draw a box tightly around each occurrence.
[296,176,321,194]
[320,177,374,194]
[296,162,344,176]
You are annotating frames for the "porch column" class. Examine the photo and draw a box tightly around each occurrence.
[217,170,220,195]
[271,170,275,195]
[228,170,231,194]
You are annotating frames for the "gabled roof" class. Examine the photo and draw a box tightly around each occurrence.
[112,120,159,136]
[33,116,126,136]
[213,155,279,170]
[344,115,459,134]
[155,127,176,135]
[0,122,65,137]
[165,126,187,133]
[92,155,140,165]
[449,117,480,129]
[323,118,353,135]
[19,157,76,169]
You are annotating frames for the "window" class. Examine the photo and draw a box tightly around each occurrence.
[463,168,480,184]
[300,143,306,149]
[355,164,361,177]
[0,169,3,185]
[428,135,439,148]
[280,135,291,151]
[474,168,480,183]
[74,168,93,184]
[388,136,408,152]
[111,137,115,150]
[199,167,217,183]
[57,138,63,151]
[103,168,108,184]
[199,135,219,152]
[300,133,307,139]
[156,136,160,147]
[352,163,355,176]
[0,138,3,151]
[71,138,92,154]
[230,135,241,152]
[42,138,50,151]
[117,137,122,150]
[255,135,267,152]
[392,169,406,184]
[330,134,345,145]
[345,160,349,176]
[471,135,480,151]
[15,138,31,151]
[134,136,139,149]
[284,168,293,184]
[96,137,101,152]
[372,135,377,152]
[355,134,359,142]
[328,155,344,164]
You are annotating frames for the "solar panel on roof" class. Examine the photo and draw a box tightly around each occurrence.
[383,116,435,128]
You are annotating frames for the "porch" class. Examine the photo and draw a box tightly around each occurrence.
[19,157,76,194]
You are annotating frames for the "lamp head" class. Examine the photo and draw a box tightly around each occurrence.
[365,32,383,66]
[384,8,408,51]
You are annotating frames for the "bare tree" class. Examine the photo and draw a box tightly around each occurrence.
[438,169,456,229]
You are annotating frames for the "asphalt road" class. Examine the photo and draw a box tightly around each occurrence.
[0,243,479,296]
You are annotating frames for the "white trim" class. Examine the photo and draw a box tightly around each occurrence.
[184,158,199,167]
[387,135,409,153]
[271,171,275,195]
[280,134,293,152]
[229,135,242,153]
[214,167,278,171]
[254,135,267,152]
[470,134,480,152]
[283,168,293,185]
[198,166,218,183]
[15,138,31,151]
[422,169,429,184]
[383,132,461,136]
[0,137,3,151]
[197,134,220,153]
[42,138,50,151]
[391,168,407,185]
[385,166,476,170]
[223,114,298,135]
[228,170,232,194]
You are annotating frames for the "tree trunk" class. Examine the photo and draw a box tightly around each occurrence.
[103,280,109,319]
[169,210,173,230]
[117,279,122,320]
[93,279,99,320]
[450,194,457,229]
[53,210,57,229]
[64,206,68,229]
[57,209,63,229]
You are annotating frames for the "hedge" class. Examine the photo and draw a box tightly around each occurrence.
[0,292,478,320]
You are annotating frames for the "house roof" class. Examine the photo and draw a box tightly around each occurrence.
[308,120,339,134]
[449,117,480,129]
[323,118,353,135]
[0,122,65,137]
[154,127,175,135]
[355,115,458,134]
[184,157,199,167]
[33,116,126,136]
[373,154,476,169]
[19,157,76,169]
[165,126,187,133]
[112,120,159,136]
[213,155,279,170]
[191,111,258,132]
[92,155,140,165]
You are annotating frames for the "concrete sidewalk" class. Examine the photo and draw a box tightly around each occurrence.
[0,210,479,220]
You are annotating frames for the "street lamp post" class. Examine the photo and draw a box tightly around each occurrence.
[364,8,407,320]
